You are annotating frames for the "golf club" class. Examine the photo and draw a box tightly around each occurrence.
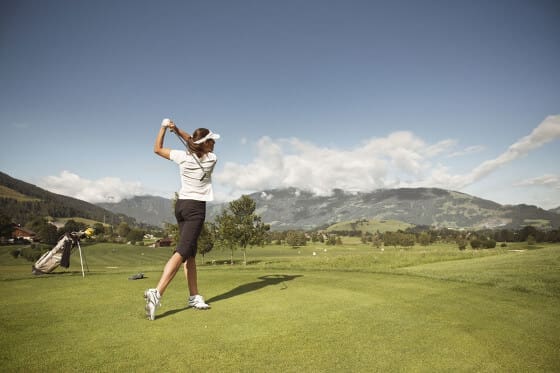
[169,126,210,181]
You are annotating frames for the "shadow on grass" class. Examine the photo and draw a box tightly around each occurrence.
[202,259,265,265]
[206,274,303,304]
[157,274,303,320]
[27,270,91,279]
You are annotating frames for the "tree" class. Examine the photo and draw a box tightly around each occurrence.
[470,238,482,249]
[326,234,337,246]
[38,223,58,245]
[286,231,307,248]
[495,229,514,242]
[418,232,431,246]
[399,233,415,248]
[104,225,114,239]
[0,215,13,242]
[117,222,131,239]
[483,239,496,249]
[311,231,321,243]
[215,195,269,265]
[197,222,215,264]
[361,232,369,244]
[23,217,57,244]
[26,216,46,233]
[269,231,285,245]
[371,235,383,249]
[61,219,86,233]
[383,232,399,248]
[383,231,415,249]
[126,228,145,245]
[93,223,105,235]
[519,226,538,242]
[215,209,237,264]
[456,237,467,251]
[163,221,179,245]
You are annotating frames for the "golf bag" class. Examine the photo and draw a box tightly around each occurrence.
[32,231,87,275]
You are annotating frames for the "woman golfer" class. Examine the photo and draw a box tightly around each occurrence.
[144,118,219,320]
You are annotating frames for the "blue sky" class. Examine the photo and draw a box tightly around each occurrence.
[1,0,559,209]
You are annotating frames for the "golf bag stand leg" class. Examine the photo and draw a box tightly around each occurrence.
[76,241,86,278]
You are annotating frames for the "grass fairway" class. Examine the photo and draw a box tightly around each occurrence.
[1,242,559,372]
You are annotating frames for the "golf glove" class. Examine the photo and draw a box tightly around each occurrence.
[161,118,172,128]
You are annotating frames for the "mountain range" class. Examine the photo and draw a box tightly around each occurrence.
[1,171,559,231]
[97,196,174,227]
[100,187,560,231]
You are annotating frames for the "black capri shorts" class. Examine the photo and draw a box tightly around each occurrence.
[174,199,206,261]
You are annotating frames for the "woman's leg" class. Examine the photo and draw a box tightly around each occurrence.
[184,257,198,296]
[156,252,184,295]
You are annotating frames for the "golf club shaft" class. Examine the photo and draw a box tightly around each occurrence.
[170,128,188,147]
[170,127,208,181]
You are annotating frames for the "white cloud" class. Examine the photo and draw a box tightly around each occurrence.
[402,116,560,192]
[260,191,274,200]
[215,130,451,197]
[447,145,485,158]
[514,174,560,189]
[40,170,144,203]
[463,115,560,185]
[39,116,559,207]
[214,115,560,200]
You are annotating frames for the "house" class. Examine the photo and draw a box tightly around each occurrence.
[12,225,37,242]
[155,237,173,247]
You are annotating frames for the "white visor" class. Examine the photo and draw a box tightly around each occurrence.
[193,131,220,144]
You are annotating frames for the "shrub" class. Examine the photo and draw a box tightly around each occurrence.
[20,245,47,262]
[483,239,496,249]
[418,232,431,246]
[470,239,482,249]
[10,249,21,259]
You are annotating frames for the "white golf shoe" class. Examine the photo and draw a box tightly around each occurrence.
[188,294,210,310]
[144,288,161,320]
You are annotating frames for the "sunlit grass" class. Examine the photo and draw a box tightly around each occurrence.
[1,241,559,371]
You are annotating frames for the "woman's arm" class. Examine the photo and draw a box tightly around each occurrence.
[154,125,171,160]
[171,125,191,143]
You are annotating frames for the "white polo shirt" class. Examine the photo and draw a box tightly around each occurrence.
[169,150,217,201]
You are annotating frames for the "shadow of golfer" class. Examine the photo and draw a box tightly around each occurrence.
[156,274,302,320]
[206,274,303,304]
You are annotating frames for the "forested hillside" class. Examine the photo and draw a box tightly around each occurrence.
[0,171,137,226]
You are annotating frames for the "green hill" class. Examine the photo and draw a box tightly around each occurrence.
[0,185,41,202]
[327,218,414,233]
[0,171,138,226]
